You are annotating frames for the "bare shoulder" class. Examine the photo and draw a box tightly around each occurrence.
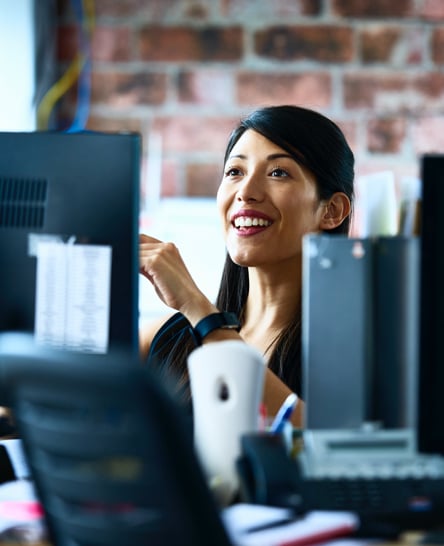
[139,313,176,360]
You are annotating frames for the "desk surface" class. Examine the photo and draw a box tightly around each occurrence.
[0,538,436,546]
[0,441,441,546]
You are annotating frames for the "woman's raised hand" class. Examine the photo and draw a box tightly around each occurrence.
[139,233,215,322]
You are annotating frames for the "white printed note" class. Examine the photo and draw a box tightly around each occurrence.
[34,240,69,347]
[34,240,112,353]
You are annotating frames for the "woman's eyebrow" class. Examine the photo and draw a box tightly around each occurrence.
[227,153,295,161]
[267,153,295,161]
[227,153,246,160]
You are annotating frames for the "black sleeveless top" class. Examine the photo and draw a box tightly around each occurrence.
[146,312,198,410]
[146,311,303,403]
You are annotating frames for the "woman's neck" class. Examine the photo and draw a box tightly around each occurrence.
[239,260,302,357]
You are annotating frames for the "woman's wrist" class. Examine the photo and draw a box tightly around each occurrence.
[179,295,241,344]
[180,295,219,328]
[193,312,240,345]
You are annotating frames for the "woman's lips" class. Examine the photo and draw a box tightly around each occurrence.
[233,216,272,228]
[230,211,274,235]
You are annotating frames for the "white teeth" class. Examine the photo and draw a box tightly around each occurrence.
[234,217,271,228]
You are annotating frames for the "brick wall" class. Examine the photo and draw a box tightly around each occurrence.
[55,0,444,201]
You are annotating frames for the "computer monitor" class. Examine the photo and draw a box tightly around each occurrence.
[0,130,141,355]
[418,154,444,455]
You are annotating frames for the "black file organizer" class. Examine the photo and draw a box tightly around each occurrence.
[236,235,444,532]
[301,234,419,431]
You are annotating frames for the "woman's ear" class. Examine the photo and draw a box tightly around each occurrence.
[319,192,351,231]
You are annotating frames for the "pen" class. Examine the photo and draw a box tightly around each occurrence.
[269,393,298,434]
[246,515,300,534]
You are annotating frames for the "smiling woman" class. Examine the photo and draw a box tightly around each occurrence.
[139,105,355,429]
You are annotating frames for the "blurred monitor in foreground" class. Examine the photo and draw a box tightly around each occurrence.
[0,131,140,355]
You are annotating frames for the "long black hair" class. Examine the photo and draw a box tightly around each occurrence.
[215,105,355,396]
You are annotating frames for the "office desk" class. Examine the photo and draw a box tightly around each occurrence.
[0,443,441,546]
[0,481,440,546]
[0,533,434,546]
[0,497,438,546]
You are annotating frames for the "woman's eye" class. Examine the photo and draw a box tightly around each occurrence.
[225,167,242,177]
[270,168,289,178]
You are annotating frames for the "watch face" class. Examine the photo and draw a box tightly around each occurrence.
[221,312,240,329]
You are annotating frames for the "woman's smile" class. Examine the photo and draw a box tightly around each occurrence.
[231,209,274,235]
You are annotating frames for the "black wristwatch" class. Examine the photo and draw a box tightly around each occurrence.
[193,312,240,345]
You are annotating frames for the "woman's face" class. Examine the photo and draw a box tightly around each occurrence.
[217,129,327,268]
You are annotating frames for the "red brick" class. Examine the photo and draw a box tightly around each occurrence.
[52,0,444,197]
[431,28,444,63]
[367,118,406,153]
[178,70,234,105]
[420,0,444,20]
[336,120,358,153]
[185,163,222,196]
[254,26,354,62]
[360,26,424,64]
[138,26,243,62]
[236,72,332,108]
[412,116,444,153]
[415,72,444,97]
[86,116,144,134]
[360,28,400,64]
[152,116,239,154]
[221,0,321,17]
[344,75,390,109]
[332,0,413,17]
[344,72,444,112]
[91,26,132,62]
[58,25,133,63]
[91,71,168,106]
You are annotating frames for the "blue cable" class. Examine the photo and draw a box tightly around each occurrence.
[66,0,92,133]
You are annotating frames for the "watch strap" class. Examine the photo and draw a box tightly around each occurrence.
[193,312,240,345]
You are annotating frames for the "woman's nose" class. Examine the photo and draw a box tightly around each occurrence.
[236,172,264,202]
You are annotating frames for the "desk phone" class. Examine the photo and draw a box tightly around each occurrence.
[237,430,444,534]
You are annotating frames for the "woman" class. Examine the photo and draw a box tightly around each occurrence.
[139,105,354,428]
